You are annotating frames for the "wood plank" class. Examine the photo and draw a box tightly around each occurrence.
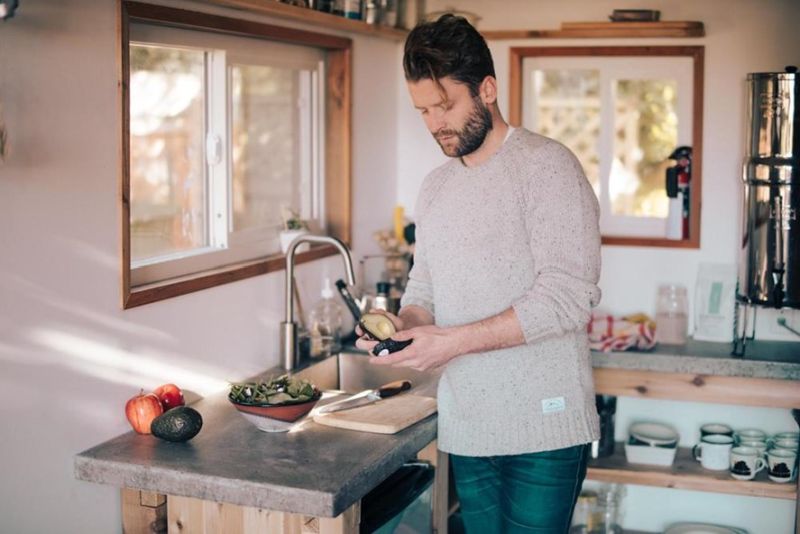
[167,495,360,533]
[484,21,704,40]
[325,47,353,247]
[126,1,352,49]
[588,444,797,501]
[593,368,800,409]
[122,489,167,534]
[197,0,409,41]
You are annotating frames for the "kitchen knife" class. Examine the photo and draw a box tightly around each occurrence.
[316,380,412,414]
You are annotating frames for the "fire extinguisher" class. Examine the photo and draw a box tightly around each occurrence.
[665,146,692,240]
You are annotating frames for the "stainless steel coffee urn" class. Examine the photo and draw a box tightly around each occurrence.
[735,67,799,353]
[739,66,799,307]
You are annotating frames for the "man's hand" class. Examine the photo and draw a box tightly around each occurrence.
[369,324,462,371]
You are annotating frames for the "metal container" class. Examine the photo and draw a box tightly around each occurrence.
[739,67,800,308]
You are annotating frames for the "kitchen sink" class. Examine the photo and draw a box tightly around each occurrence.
[293,351,441,397]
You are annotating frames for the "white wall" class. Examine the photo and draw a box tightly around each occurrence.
[395,1,800,532]
[0,1,399,532]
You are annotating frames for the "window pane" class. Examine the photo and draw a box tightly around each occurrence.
[129,44,207,262]
[610,79,678,217]
[231,64,308,232]
[531,69,601,195]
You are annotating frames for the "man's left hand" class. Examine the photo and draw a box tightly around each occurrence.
[369,325,464,371]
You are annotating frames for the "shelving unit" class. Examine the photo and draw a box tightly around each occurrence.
[483,21,704,40]
[198,0,409,40]
[588,444,797,501]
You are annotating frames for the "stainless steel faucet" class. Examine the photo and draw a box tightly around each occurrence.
[281,235,356,370]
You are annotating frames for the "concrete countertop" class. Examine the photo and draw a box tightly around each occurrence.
[591,339,800,380]
[75,379,437,518]
[75,339,797,519]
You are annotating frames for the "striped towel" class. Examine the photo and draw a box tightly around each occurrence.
[588,312,656,352]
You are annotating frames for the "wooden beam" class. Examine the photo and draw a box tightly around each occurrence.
[593,368,800,409]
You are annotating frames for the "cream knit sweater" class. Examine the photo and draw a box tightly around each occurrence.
[401,128,602,456]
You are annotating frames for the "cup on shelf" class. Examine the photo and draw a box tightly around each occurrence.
[729,446,766,481]
[771,438,799,452]
[772,431,799,442]
[692,434,734,471]
[739,439,768,458]
[767,448,797,483]
[700,423,733,438]
[734,428,766,444]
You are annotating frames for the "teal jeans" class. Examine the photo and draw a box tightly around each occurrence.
[450,444,590,534]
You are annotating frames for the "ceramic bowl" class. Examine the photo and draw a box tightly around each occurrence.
[629,422,680,447]
[230,393,321,433]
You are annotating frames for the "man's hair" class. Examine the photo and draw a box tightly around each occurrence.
[403,14,495,97]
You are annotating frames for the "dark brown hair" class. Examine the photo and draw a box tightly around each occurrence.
[403,14,495,97]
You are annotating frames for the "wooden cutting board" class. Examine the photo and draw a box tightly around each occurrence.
[313,394,437,434]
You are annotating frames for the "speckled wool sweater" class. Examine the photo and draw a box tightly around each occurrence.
[401,128,602,457]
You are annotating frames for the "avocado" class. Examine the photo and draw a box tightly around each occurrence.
[360,313,396,341]
[151,406,203,442]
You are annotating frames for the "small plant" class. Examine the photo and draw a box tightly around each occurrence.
[281,206,308,231]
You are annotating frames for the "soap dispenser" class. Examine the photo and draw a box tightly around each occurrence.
[308,278,344,359]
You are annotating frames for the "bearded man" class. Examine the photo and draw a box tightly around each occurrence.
[357,14,603,534]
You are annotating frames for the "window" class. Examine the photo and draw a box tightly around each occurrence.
[120,2,352,307]
[510,47,704,248]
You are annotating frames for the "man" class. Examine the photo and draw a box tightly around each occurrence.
[356,14,601,533]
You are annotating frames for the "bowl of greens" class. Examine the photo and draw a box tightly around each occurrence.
[229,375,321,432]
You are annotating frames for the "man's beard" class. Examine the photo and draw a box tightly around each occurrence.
[435,98,493,158]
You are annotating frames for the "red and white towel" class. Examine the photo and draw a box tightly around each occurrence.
[587,312,656,352]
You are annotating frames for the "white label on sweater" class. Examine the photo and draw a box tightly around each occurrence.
[541,397,565,414]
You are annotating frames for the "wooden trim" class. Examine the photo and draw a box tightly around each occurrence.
[125,245,340,309]
[593,368,800,409]
[119,1,132,309]
[197,0,409,41]
[326,47,352,246]
[483,21,705,40]
[588,445,797,501]
[417,441,448,534]
[120,3,353,308]
[126,1,352,49]
[509,46,704,249]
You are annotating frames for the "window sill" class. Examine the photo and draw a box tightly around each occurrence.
[199,0,409,41]
[124,243,340,309]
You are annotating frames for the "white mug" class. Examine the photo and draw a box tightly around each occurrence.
[772,431,799,442]
[700,423,733,438]
[767,448,797,483]
[739,439,767,458]
[692,434,734,471]
[734,428,766,444]
[772,439,799,451]
[730,446,766,480]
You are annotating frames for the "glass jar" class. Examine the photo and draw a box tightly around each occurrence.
[655,284,689,345]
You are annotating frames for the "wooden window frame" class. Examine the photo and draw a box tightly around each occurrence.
[119,1,352,308]
[509,46,704,249]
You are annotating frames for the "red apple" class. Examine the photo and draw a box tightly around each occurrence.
[153,383,185,411]
[125,391,163,434]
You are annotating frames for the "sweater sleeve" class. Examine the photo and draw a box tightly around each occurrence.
[400,177,437,318]
[400,219,435,318]
[511,142,602,344]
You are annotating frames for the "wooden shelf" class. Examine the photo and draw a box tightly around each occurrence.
[587,444,797,501]
[483,21,704,40]
[197,0,409,40]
